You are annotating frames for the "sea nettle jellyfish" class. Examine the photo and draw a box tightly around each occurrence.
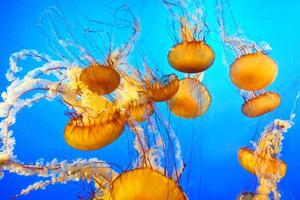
[237,111,296,200]
[64,94,125,151]
[167,77,211,118]
[79,63,120,95]
[108,113,186,200]
[111,168,186,200]
[165,0,215,73]
[217,0,280,117]
[146,73,179,102]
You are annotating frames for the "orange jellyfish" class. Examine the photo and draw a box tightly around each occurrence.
[230,52,277,91]
[238,147,287,179]
[146,74,179,102]
[241,92,280,118]
[167,77,211,118]
[111,168,187,200]
[64,96,125,150]
[79,63,120,95]
[168,18,215,73]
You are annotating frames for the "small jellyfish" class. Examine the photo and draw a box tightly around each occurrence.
[64,96,125,150]
[146,73,179,102]
[164,1,215,73]
[79,63,120,95]
[168,18,215,73]
[238,147,287,179]
[241,92,281,118]
[111,168,187,200]
[167,77,211,118]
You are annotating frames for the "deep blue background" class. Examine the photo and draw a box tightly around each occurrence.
[0,0,300,199]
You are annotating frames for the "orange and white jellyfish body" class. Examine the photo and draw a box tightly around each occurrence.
[238,117,294,200]
[146,73,179,102]
[241,92,280,118]
[64,92,125,150]
[111,168,187,200]
[230,52,278,91]
[168,18,214,73]
[238,147,287,179]
[79,63,120,95]
[167,77,211,118]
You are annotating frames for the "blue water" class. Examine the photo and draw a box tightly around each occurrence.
[0,0,300,199]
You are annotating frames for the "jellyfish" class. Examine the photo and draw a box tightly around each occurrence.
[108,112,186,200]
[64,99,126,151]
[79,63,120,95]
[165,1,215,73]
[238,147,287,179]
[217,0,280,117]
[230,52,277,91]
[241,92,281,118]
[146,73,180,102]
[167,77,211,118]
[237,110,296,200]
[111,168,186,200]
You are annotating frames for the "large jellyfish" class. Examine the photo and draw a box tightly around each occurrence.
[111,168,186,200]
[217,0,280,117]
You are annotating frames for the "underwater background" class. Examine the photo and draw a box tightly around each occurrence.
[0,0,300,199]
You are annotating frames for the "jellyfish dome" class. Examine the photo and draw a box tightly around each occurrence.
[230,52,278,91]
[242,92,281,117]
[238,147,287,179]
[79,63,120,95]
[146,74,179,102]
[111,168,187,200]
[168,41,215,73]
[167,78,211,118]
[64,96,125,151]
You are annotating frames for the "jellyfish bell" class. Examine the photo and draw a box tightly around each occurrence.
[230,52,278,91]
[238,147,287,179]
[242,92,281,118]
[79,63,120,95]
[146,74,179,102]
[167,77,211,118]
[167,18,215,73]
[168,41,215,73]
[111,168,187,200]
[64,97,125,151]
